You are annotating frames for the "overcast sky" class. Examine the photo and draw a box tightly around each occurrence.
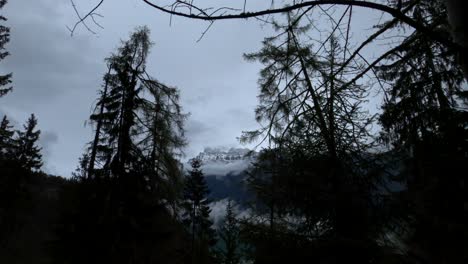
[0,0,390,177]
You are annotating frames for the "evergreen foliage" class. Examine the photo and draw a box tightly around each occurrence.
[216,199,241,264]
[14,114,43,171]
[0,115,14,158]
[54,27,189,264]
[0,114,44,261]
[375,1,468,262]
[183,157,217,264]
[0,0,11,97]
[240,14,386,263]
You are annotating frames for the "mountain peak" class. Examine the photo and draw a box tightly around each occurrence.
[197,147,255,163]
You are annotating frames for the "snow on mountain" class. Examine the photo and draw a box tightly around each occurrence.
[197,147,255,163]
[195,147,257,177]
[185,147,257,219]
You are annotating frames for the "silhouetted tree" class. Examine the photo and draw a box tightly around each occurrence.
[86,26,152,180]
[217,199,241,264]
[183,157,217,264]
[138,72,187,209]
[243,12,373,224]
[86,26,186,199]
[376,2,468,262]
[0,115,14,158]
[0,114,43,258]
[14,114,42,171]
[0,0,11,97]
[240,14,394,263]
[56,26,189,264]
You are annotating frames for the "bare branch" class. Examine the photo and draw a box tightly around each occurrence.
[141,0,457,48]
[68,0,104,36]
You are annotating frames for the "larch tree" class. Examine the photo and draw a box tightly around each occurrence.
[86,26,186,202]
[59,26,188,264]
[242,12,374,230]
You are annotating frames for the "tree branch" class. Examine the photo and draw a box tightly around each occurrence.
[141,0,458,50]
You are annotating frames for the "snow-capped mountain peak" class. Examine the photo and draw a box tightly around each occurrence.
[197,147,255,163]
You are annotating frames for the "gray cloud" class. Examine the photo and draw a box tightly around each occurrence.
[202,159,251,177]
[209,199,250,227]
[209,198,230,226]
[38,130,59,174]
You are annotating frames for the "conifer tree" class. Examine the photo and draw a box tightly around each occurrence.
[14,114,42,171]
[241,14,387,264]
[59,27,188,264]
[376,1,468,262]
[0,115,14,159]
[183,157,217,264]
[84,26,186,209]
[0,0,11,97]
[217,199,241,264]
[242,14,375,237]
[0,114,38,253]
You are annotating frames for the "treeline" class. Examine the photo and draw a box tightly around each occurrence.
[1,0,467,264]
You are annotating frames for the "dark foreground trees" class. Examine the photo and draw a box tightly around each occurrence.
[55,27,189,264]
[0,114,45,262]
[376,2,468,262]
[240,14,380,262]
[237,4,467,263]
[0,1,466,263]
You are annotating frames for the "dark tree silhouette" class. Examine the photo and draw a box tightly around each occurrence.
[0,115,14,158]
[55,27,189,264]
[242,12,374,229]
[14,114,43,171]
[217,199,241,264]
[183,157,217,264]
[376,2,468,262]
[0,114,44,259]
[0,0,11,97]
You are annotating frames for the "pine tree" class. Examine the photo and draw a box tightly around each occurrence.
[217,199,241,264]
[0,115,14,159]
[183,157,217,264]
[0,114,36,253]
[0,0,11,97]
[14,114,42,171]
